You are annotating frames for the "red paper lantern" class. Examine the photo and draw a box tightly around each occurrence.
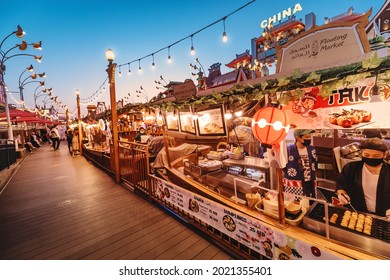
[251,106,290,145]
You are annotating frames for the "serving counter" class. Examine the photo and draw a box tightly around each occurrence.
[162,152,389,260]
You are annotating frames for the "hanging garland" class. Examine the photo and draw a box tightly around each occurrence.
[97,51,390,120]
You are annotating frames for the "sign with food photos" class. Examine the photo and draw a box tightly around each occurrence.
[154,177,342,260]
[165,111,179,131]
[196,106,226,136]
[178,111,196,134]
[284,77,390,129]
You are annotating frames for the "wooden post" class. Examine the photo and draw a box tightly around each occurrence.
[107,61,120,184]
[276,167,286,225]
[76,93,82,156]
[65,108,69,127]
[162,125,171,169]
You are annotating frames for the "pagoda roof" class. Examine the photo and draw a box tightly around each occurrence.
[255,19,305,44]
[226,53,252,68]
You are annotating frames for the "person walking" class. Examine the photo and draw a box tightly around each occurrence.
[50,125,61,151]
[72,130,80,156]
[66,127,73,155]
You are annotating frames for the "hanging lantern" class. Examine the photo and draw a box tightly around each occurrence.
[143,110,156,125]
[251,105,290,146]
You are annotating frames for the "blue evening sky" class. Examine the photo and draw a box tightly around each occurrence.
[1,0,383,116]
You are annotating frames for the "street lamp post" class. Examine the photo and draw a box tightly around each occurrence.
[75,89,82,156]
[105,49,120,184]
[0,25,42,140]
[18,65,45,107]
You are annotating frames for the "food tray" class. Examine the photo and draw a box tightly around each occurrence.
[307,203,390,243]
[255,201,306,226]
[206,153,227,160]
[228,153,245,160]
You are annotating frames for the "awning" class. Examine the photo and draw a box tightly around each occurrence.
[0,109,38,118]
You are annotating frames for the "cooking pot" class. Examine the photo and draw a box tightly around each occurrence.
[340,142,361,159]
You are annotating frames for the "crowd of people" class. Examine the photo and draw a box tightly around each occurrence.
[15,125,80,156]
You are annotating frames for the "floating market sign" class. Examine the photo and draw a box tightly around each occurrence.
[276,11,371,73]
[260,3,303,29]
[283,76,390,129]
[172,79,196,101]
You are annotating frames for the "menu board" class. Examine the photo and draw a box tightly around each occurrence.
[154,177,341,260]
[196,106,226,136]
[179,111,196,134]
[165,111,179,131]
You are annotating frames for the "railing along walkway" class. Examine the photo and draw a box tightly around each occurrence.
[0,142,232,260]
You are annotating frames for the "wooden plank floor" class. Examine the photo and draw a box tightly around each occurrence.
[0,142,233,260]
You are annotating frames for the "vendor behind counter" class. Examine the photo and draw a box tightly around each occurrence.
[336,138,390,218]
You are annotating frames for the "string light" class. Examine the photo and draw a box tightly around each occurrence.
[79,77,108,104]
[167,46,172,63]
[118,66,122,77]
[152,53,156,69]
[138,59,142,73]
[190,35,195,55]
[127,63,132,75]
[116,1,255,70]
[222,17,228,42]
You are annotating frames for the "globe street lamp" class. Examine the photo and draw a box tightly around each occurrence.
[0,25,42,140]
[106,49,120,184]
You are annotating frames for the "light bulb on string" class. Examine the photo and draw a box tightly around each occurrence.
[152,53,156,69]
[190,35,195,55]
[128,63,132,76]
[138,59,142,73]
[167,46,172,63]
[222,17,228,42]
[118,66,122,77]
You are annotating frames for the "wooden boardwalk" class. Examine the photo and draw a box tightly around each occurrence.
[0,142,233,260]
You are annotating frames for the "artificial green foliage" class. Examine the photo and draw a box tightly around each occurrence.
[252,89,264,101]
[291,88,306,101]
[290,69,304,80]
[278,92,292,105]
[277,76,290,87]
[303,72,321,84]
[319,79,344,98]
[343,72,371,87]
[260,81,269,91]
[362,51,382,70]
[379,69,390,83]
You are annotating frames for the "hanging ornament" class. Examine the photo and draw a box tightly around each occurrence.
[143,110,156,125]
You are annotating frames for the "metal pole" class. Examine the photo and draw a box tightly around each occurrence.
[0,71,13,140]
[107,61,120,184]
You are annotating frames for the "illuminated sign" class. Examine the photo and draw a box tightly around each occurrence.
[276,11,371,74]
[260,3,303,28]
